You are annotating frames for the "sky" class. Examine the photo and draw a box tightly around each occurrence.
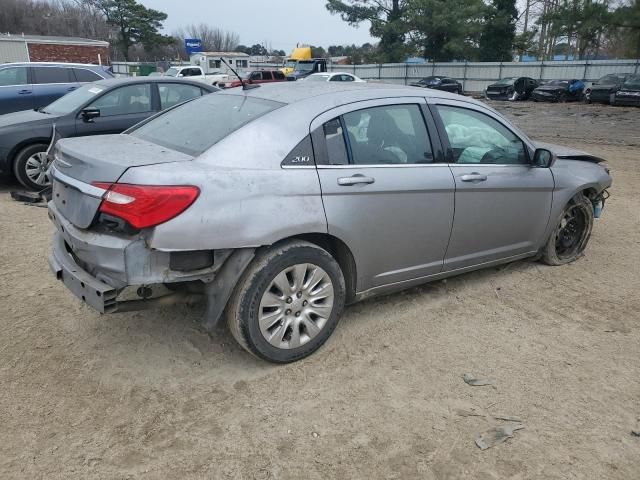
[140,0,376,52]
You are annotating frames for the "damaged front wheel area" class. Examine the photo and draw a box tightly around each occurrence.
[541,193,594,266]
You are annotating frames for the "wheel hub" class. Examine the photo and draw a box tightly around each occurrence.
[258,263,334,350]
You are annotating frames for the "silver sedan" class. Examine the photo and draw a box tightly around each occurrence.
[48,83,612,363]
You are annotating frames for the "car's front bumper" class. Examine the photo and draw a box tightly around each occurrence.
[485,90,511,100]
[531,91,559,102]
[614,92,640,106]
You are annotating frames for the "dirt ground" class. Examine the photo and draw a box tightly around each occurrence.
[1,100,639,479]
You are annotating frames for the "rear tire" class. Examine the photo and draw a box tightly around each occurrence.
[13,143,50,191]
[226,240,346,363]
[541,193,594,266]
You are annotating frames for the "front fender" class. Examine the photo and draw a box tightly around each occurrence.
[542,159,612,245]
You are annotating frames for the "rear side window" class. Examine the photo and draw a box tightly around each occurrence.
[33,66,73,84]
[323,118,349,165]
[0,66,28,86]
[73,68,102,82]
[159,83,202,109]
[262,71,273,80]
[131,94,283,156]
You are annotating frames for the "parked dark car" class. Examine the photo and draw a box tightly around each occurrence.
[485,77,538,101]
[586,73,633,104]
[410,76,462,94]
[223,69,287,88]
[0,77,218,189]
[0,62,113,115]
[531,79,585,102]
[287,59,328,81]
[611,75,640,106]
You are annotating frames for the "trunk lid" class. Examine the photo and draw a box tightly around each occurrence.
[51,134,193,229]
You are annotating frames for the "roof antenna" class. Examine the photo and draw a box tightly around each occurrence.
[220,57,259,91]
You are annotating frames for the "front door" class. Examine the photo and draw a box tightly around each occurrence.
[430,100,555,271]
[75,83,155,136]
[311,98,455,293]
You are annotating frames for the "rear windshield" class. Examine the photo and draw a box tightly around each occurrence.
[130,93,283,156]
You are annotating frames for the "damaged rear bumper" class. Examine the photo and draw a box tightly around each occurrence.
[49,232,119,313]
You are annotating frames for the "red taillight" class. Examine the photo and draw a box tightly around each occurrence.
[92,182,200,229]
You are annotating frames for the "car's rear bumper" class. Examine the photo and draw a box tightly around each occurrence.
[49,231,119,313]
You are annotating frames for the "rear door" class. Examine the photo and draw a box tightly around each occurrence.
[311,98,455,293]
[75,83,156,136]
[0,66,34,114]
[31,66,78,108]
[430,99,554,271]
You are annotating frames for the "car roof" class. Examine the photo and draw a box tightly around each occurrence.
[219,81,482,108]
[93,76,217,89]
[0,62,107,68]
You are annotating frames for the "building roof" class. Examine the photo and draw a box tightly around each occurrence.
[191,51,250,58]
[0,34,108,47]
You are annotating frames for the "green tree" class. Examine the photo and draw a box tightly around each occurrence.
[478,0,517,61]
[89,0,172,61]
[326,0,409,62]
[406,0,486,61]
[611,0,640,57]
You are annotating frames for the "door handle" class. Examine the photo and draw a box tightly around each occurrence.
[460,173,488,182]
[337,174,375,186]
[18,89,32,95]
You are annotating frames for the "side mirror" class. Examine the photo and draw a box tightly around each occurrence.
[532,148,555,168]
[81,108,101,123]
[177,73,184,78]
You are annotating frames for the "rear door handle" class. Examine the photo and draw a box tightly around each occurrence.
[460,173,488,182]
[337,174,375,186]
[18,89,32,95]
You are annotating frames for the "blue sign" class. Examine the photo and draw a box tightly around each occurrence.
[185,39,203,56]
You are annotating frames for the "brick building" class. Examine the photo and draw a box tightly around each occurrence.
[0,34,109,65]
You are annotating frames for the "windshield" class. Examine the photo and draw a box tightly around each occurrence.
[285,60,297,68]
[546,80,569,87]
[306,74,330,82]
[622,76,640,89]
[164,67,179,77]
[295,62,315,73]
[130,94,284,156]
[42,83,106,115]
[494,78,516,86]
[597,75,620,85]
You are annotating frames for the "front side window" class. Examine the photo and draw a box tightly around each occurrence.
[88,83,152,116]
[131,94,283,156]
[274,71,285,80]
[343,104,433,165]
[0,67,27,86]
[33,66,73,84]
[159,83,202,109]
[437,105,527,165]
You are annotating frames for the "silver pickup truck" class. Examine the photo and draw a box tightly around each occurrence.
[48,83,611,363]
